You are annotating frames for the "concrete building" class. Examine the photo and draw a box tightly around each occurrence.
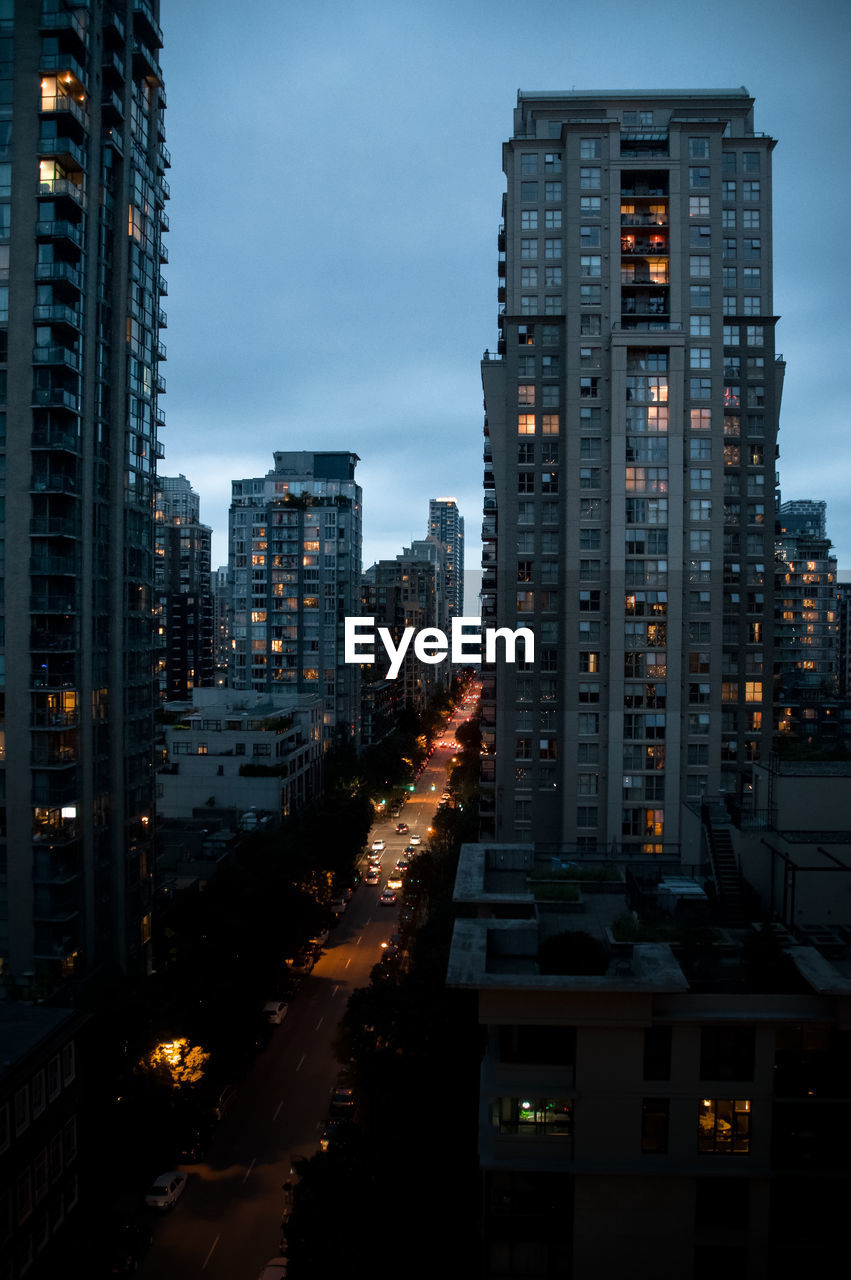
[362,544,443,711]
[0,1,168,988]
[154,475,214,701]
[0,1004,88,1279]
[428,497,464,622]
[227,452,362,748]
[157,688,323,823]
[449,829,851,1279]
[480,90,781,853]
[211,564,230,686]
[775,499,839,697]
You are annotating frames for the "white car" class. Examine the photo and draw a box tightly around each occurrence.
[409,834,422,846]
[145,1171,187,1211]
[263,1001,289,1025]
[258,1259,288,1279]
[371,839,385,852]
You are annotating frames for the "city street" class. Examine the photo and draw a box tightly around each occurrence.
[138,704,471,1278]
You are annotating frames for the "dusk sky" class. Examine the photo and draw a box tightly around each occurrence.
[159,0,850,578]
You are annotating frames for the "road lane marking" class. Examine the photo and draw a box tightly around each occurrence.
[242,1157,256,1185]
[202,1235,220,1270]
[315,1016,323,1029]
[345,958,351,969]
[296,1053,305,1071]
[273,1100,283,1120]
[356,934,362,945]
[332,984,340,997]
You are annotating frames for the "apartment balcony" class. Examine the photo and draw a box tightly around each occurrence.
[155,372,166,394]
[103,127,124,157]
[37,176,87,209]
[158,306,168,327]
[33,303,82,330]
[32,707,80,730]
[38,52,87,91]
[159,209,169,233]
[158,273,168,295]
[484,470,494,489]
[31,386,80,414]
[133,39,163,83]
[102,46,126,84]
[34,855,81,886]
[37,133,88,171]
[30,620,77,651]
[39,6,88,46]
[39,94,90,132]
[103,5,126,41]
[621,237,668,256]
[102,88,125,123]
[621,211,668,227]
[158,242,168,263]
[34,260,82,290]
[621,266,669,286]
[133,0,164,48]
[30,549,79,576]
[34,220,83,252]
[30,591,77,615]
[30,512,80,539]
[33,345,81,372]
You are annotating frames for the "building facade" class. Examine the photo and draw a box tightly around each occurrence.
[481,90,781,852]
[228,452,362,747]
[1,1,168,988]
[775,499,838,697]
[362,542,442,711]
[157,688,323,822]
[154,475,214,701]
[428,496,464,622]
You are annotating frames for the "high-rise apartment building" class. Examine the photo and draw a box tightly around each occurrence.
[154,475,214,701]
[481,90,780,852]
[362,541,442,710]
[775,500,838,697]
[0,2,167,987]
[228,452,362,747]
[428,496,464,622]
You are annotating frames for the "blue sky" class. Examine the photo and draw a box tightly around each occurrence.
[159,0,851,576]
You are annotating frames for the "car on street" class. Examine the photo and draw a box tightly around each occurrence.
[371,839,385,852]
[364,868,380,885]
[394,822,408,833]
[145,1172,187,1211]
[262,1000,289,1024]
[403,844,415,855]
[409,834,422,845]
[394,858,410,871]
[386,875,403,890]
[308,929,329,947]
[330,896,347,914]
[378,889,397,906]
[258,1258,289,1279]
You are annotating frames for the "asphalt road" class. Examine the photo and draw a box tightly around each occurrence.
[138,696,476,1279]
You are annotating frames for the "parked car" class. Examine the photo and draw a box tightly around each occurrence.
[145,1172,187,1211]
[308,928,329,947]
[258,1258,289,1279]
[262,1000,289,1025]
[330,897,347,914]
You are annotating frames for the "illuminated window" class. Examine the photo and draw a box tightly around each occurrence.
[698,1099,751,1154]
[517,414,535,435]
[493,1098,572,1137]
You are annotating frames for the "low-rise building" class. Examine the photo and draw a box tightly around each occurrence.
[157,689,323,822]
[449,835,851,1278]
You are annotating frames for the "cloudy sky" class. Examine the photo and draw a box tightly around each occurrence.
[159,0,850,579]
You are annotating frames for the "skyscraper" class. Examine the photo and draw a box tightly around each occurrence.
[154,475,214,701]
[428,496,464,622]
[228,451,362,747]
[775,500,838,697]
[0,2,168,987]
[481,90,780,851]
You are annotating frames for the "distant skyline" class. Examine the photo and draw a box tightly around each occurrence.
[159,0,850,574]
